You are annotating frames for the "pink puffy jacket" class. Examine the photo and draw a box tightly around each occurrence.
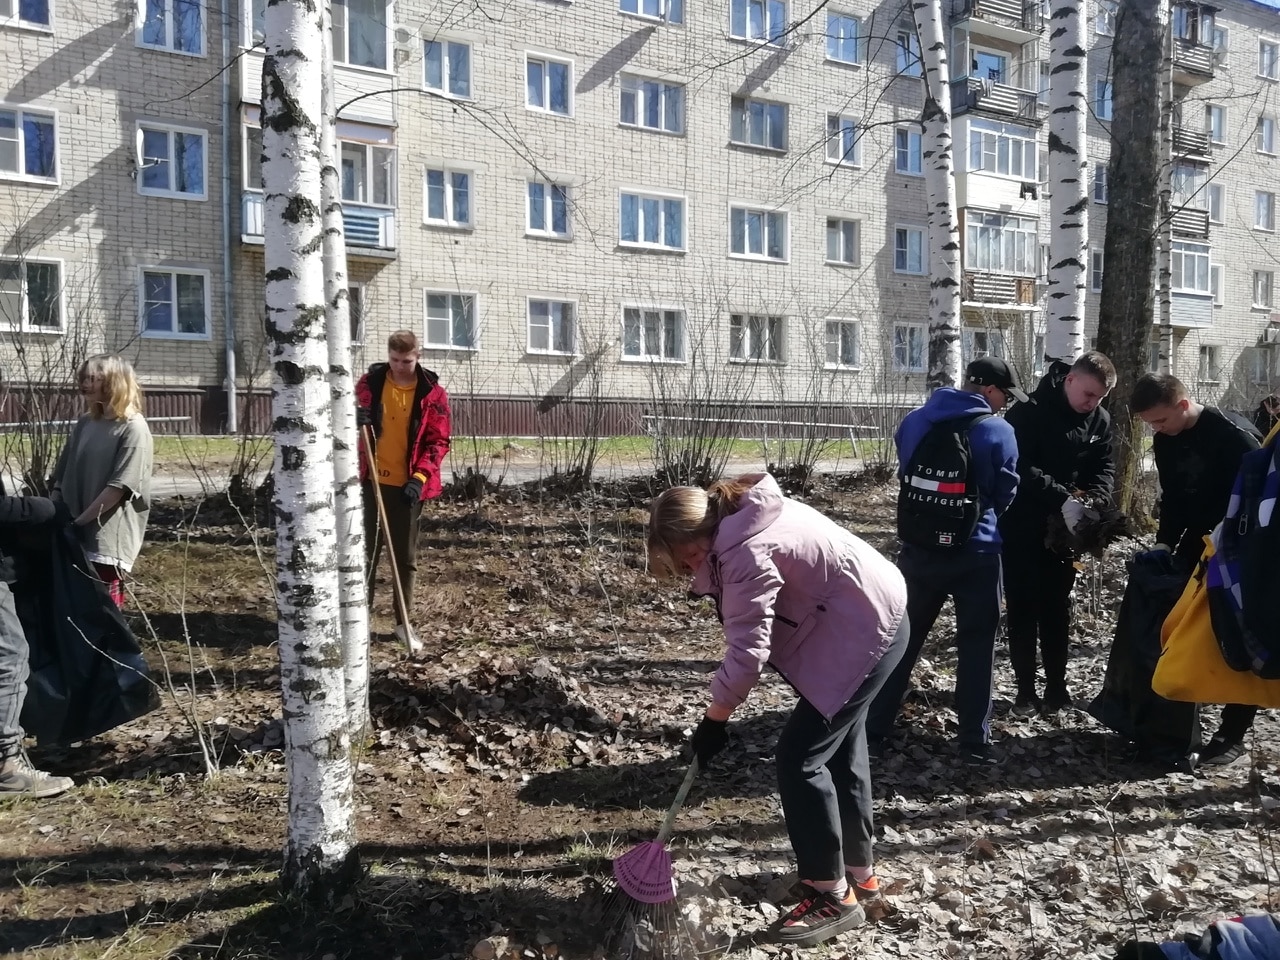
[690,474,907,720]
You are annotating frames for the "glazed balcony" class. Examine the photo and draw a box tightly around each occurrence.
[948,0,1044,41]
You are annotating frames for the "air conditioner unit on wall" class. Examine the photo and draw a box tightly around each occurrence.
[1263,326,1280,345]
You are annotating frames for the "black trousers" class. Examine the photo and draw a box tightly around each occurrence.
[362,482,423,626]
[1003,539,1078,693]
[776,616,908,880]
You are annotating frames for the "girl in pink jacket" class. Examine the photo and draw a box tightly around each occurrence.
[648,473,909,947]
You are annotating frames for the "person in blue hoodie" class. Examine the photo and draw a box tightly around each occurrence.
[867,356,1022,765]
[1116,913,1280,959]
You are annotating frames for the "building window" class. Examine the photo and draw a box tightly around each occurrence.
[1259,116,1277,154]
[622,307,685,361]
[333,0,389,70]
[1212,25,1229,52]
[341,140,394,206]
[140,0,204,54]
[1094,79,1113,121]
[424,291,476,349]
[620,0,683,23]
[348,284,365,344]
[1261,39,1279,80]
[1198,344,1222,382]
[620,76,685,133]
[1171,162,1207,209]
[968,121,1038,180]
[826,113,860,166]
[137,123,206,199]
[1095,0,1116,35]
[1207,182,1224,223]
[1211,263,1224,306]
[526,55,572,116]
[965,212,1038,274]
[896,29,922,77]
[140,268,209,338]
[424,169,470,227]
[424,40,471,98]
[1257,190,1276,231]
[1256,270,1276,309]
[825,318,860,368]
[528,299,576,355]
[826,12,859,64]
[731,97,787,151]
[729,313,783,362]
[893,322,926,373]
[1,0,50,27]
[1093,162,1109,203]
[730,0,786,44]
[0,107,56,182]
[0,258,60,332]
[1207,104,1226,144]
[826,218,859,265]
[1090,248,1104,292]
[1249,348,1272,385]
[894,226,925,274]
[730,206,787,260]
[962,328,1006,363]
[528,180,570,239]
[895,127,922,175]
[620,191,685,250]
[1171,240,1210,293]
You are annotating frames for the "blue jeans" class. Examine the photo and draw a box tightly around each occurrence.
[0,581,28,759]
[867,546,1002,747]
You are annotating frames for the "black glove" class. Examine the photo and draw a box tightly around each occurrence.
[356,406,373,427]
[402,478,423,504]
[689,715,729,767]
[52,500,74,527]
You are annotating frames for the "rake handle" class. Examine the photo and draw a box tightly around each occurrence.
[654,759,699,847]
[360,423,415,654]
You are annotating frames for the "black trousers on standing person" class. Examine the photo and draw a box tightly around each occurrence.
[1003,538,1078,698]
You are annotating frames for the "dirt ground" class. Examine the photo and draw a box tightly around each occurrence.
[2,472,1279,960]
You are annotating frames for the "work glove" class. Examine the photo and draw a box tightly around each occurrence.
[1061,497,1088,534]
[355,406,373,427]
[52,500,74,527]
[402,477,424,504]
[688,715,729,767]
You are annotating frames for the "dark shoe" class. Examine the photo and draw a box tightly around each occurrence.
[777,889,865,946]
[1042,685,1074,713]
[1198,736,1245,766]
[0,751,74,799]
[1011,690,1042,717]
[866,734,887,759]
[960,742,999,766]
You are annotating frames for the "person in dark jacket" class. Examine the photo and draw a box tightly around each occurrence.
[1132,373,1262,765]
[1000,351,1116,714]
[0,485,75,798]
[1254,394,1279,439]
[355,330,451,650]
[867,357,1022,764]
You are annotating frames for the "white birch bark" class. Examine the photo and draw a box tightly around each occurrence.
[1156,6,1175,374]
[262,0,358,897]
[912,0,963,389]
[1045,0,1089,363]
[319,0,370,738]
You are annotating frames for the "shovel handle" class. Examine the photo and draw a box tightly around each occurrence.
[654,759,698,846]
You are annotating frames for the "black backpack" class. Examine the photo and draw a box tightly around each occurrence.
[897,414,992,551]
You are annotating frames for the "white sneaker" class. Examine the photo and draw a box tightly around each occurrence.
[0,750,74,798]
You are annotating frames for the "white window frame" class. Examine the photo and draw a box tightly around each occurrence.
[525,54,573,117]
[1207,182,1224,223]
[0,104,58,184]
[1212,25,1229,53]
[1171,240,1211,294]
[896,28,922,77]
[968,120,1039,180]
[0,256,63,333]
[1207,103,1226,145]
[1210,263,1224,306]
[729,205,788,262]
[139,266,211,340]
[527,179,571,240]
[1256,190,1277,232]
[619,0,684,24]
[824,317,861,370]
[826,113,861,166]
[1094,78,1113,121]
[136,121,208,200]
[621,305,686,362]
[424,290,478,351]
[1256,270,1276,309]
[729,313,784,363]
[1198,344,1222,383]
[1249,348,1272,386]
[0,0,51,29]
[1090,247,1104,292]
[825,217,859,266]
[332,0,391,71]
[348,282,365,344]
[423,167,471,228]
[962,327,1007,365]
[1259,116,1277,155]
[1260,38,1279,80]
[1093,162,1108,203]
[339,137,395,208]
[964,211,1039,275]
[619,190,686,251]
[137,0,205,55]
[894,225,925,275]
[826,11,859,65]
[729,0,787,45]
[895,126,922,175]
[619,75,685,134]
[892,321,926,373]
[731,96,787,151]
[423,38,472,99]
[1095,0,1116,35]
[527,297,577,356]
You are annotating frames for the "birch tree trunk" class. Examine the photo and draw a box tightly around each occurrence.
[1096,0,1167,515]
[262,0,359,898]
[1045,0,1088,364]
[1155,21,1175,374]
[912,0,963,389]
[319,0,370,738]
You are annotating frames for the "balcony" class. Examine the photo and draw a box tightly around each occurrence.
[239,49,396,125]
[951,77,1044,123]
[1171,205,1210,240]
[1172,40,1217,85]
[1173,124,1212,161]
[948,0,1043,40]
[962,271,1039,305]
[1170,291,1213,329]
[240,193,396,258]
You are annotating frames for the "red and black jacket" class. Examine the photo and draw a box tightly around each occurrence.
[355,363,451,500]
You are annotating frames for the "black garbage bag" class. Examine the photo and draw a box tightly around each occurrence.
[17,526,159,745]
[1088,552,1201,765]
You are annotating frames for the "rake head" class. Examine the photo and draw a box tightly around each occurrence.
[612,840,677,905]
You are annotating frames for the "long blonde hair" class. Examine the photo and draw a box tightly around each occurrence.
[646,475,757,577]
[79,354,144,421]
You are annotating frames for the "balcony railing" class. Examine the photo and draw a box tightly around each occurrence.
[951,77,1044,123]
[241,193,396,253]
[1172,40,1216,82]
[962,271,1038,305]
[1171,205,1210,240]
[949,0,1043,33]
[1173,124,1212,159]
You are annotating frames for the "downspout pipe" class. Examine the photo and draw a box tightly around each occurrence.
[221,0,239,434]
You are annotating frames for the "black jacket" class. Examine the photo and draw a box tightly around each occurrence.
[0,481,59,584]
[999,361,1114,547]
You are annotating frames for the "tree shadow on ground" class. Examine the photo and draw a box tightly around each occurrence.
[140,611,277,649]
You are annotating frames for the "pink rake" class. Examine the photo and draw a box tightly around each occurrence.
[612,761,700,904]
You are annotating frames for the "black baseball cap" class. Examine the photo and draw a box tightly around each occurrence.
[966,356,1029,403]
